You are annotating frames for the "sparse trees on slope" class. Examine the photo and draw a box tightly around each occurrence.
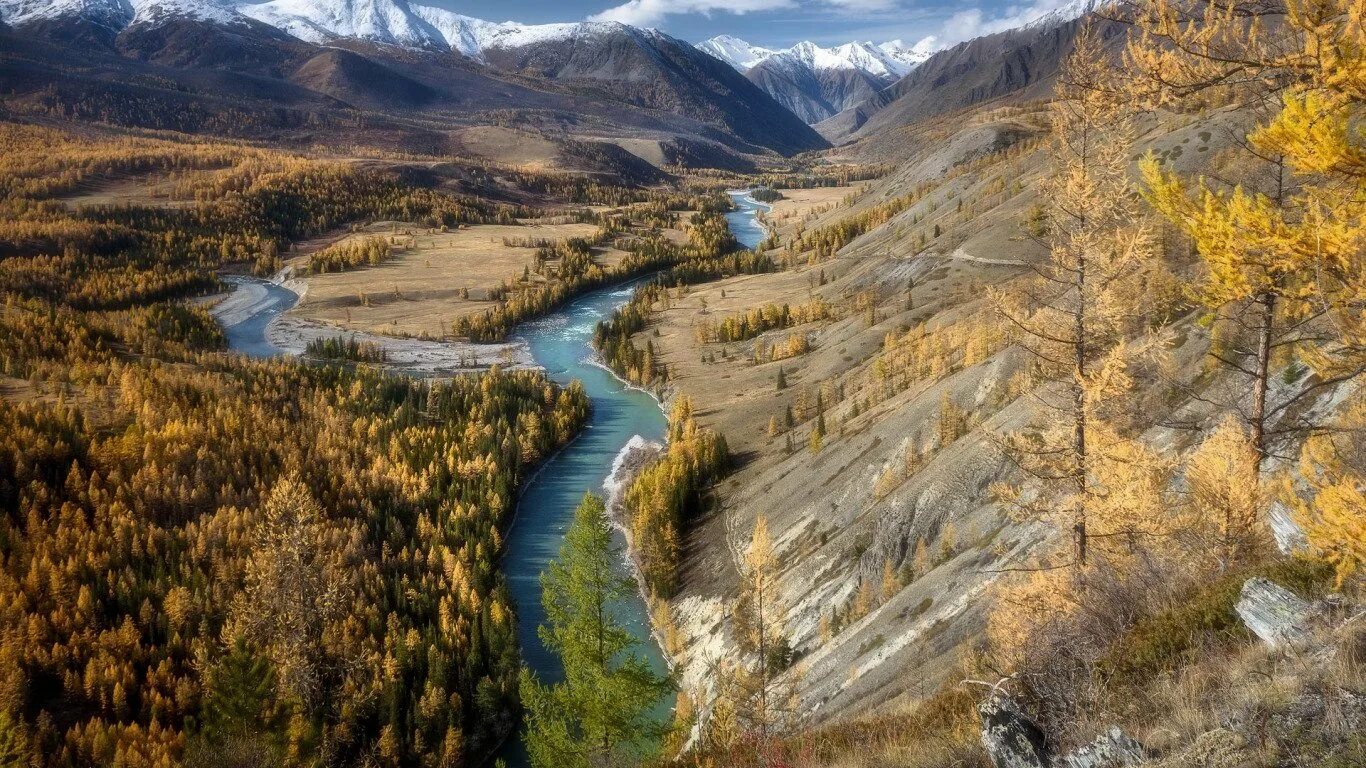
[521,493,671,768]
[992,24,1163,568]
[1130,0,1366,474]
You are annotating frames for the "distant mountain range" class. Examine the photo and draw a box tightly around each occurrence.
[0,0,1106,161]
[0,0,828,157]
[815,0,1104,147]
[698,35,936,123]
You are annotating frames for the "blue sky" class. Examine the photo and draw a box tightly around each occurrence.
[420,0,1079,50]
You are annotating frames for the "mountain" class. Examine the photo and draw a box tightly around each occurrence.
[0,0,828,156]
[696,34,774,70]
[698,35,935,124]
[816,0,1104,146]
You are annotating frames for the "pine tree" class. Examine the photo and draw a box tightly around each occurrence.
[775,366,787,390]
[521,493,671,768]
[0,711,29,768]
[189,639,285,768]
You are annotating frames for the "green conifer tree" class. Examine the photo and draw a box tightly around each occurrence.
[521,493,671,768]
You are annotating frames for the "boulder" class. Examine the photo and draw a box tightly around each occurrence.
[1059,727,1146,768]
[1235,578,1315,649]
[979,692,1052,768]
[978,691,1147,768]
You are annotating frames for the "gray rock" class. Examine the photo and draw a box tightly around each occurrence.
[979,692,1052,768]
[1059,727,1146,768]
[1267,501,1308,554]
[977,691,1146,768]
[1235,577,1315,649]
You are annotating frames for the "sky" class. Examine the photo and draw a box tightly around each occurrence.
[421,0,1084,50]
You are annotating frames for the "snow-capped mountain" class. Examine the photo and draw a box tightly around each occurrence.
[696,34,774,70]
[700,35,936,78]
[239,0,445,48]
[0,0,239,30]
[0,0,829,156]
[698,36,938,124]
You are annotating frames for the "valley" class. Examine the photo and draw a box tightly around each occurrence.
[0,1,1361,768]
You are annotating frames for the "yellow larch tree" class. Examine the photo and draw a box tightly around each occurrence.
[1280,395,1366,588]
[1130,0,1365,475]
[992,24,1165,568]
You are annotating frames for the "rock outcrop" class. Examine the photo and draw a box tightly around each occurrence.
[979,692,1146,768]
[979,692,1052,768]
[1059,728,1146,768]
[1235,577,1315,649]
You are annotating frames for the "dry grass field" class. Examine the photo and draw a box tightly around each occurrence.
[452,126,561,169]
[763,186,861,238]
[287,220,630,337]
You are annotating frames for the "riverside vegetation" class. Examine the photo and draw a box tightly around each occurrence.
[1,0,1363,766]
[0,125,603,766]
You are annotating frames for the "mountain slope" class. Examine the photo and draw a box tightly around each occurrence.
[698,36,934,124]
[0,0,828,156]
[475,24,828,155]
[816,2,1108,145]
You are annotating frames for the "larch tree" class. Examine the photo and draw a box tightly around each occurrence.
[991,24,1161,568]
[1280,395,1366,587]
[730,515,796,745]
[1129,0,1365,475]
[521,493,671,768]
[1185,416,1271,570]
[226,477,348,714]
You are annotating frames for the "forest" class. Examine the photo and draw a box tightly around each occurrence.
[0,125,594,766]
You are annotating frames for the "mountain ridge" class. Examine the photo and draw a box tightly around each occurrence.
[696,35,936,124]
[0,0,828,156]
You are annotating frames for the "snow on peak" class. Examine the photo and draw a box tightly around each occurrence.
[0,0,129,27]
[238,0,445,48]
[879,37,937,66]
[700,35,942,80]
[697,34,774,70]
[1023,0,1096,30]
[0,0,239,28]
[411,6,642,60]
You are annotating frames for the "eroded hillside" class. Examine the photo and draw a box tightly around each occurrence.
[629,93,1359,750]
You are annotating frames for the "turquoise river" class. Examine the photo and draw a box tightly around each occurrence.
[217,191,770,766]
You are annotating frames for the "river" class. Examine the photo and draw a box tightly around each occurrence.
[215,191,768,765]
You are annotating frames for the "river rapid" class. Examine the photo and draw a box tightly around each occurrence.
[215,191,769,765]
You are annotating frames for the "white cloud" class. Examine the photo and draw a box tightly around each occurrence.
[589,0,796,28]
[938,0,1087,45]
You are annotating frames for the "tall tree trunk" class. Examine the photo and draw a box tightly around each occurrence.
[1073,244,1089,568]
[1250,289,1276,475]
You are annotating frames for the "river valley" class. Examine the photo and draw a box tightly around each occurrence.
[213,191,769,764]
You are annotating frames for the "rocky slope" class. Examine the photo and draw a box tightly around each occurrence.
[636,95,1353,739]
[816,2,1106,147]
